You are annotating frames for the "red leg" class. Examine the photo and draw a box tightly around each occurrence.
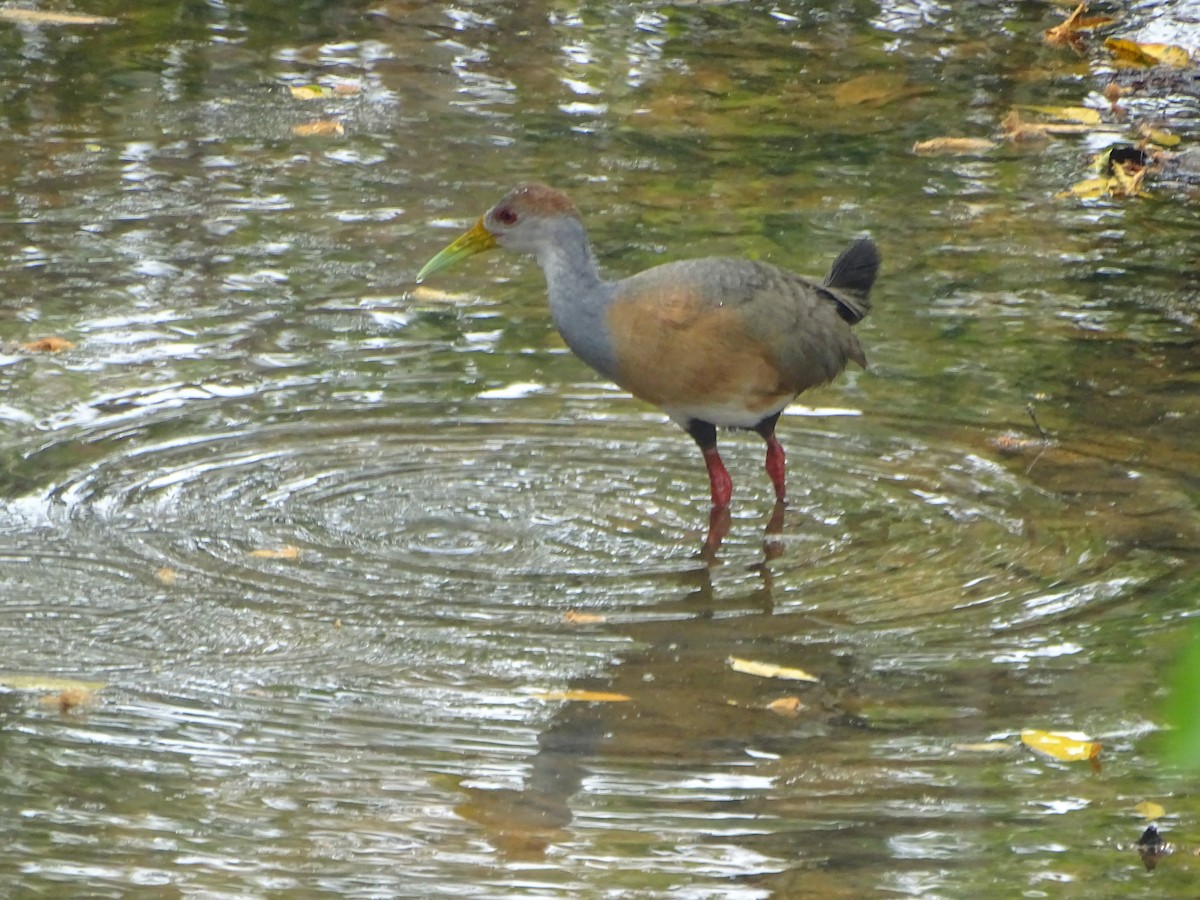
[702,446,733,509]
[764,434,786,502]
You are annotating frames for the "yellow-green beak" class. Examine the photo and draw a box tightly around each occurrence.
[415,218,498,282]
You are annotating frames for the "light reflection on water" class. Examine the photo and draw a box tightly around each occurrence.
[0,0,1198,896]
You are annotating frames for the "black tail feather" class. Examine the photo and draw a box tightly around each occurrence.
[823,238,879,325]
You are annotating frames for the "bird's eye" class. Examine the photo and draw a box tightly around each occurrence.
[494,207,518,226]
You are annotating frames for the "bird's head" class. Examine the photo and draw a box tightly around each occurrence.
[416,183,581,282]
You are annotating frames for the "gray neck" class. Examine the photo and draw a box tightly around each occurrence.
[534,219,619,380]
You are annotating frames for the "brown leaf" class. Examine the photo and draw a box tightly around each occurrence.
[912,137,996,156]
[292,119,344,137]
[155,566,178,586]
[21,336,75,352]
[1044,2,1113,52]
[39,688,97,714]
[564,610,607,625]
[767,696,805,717]
[248,545,301,560]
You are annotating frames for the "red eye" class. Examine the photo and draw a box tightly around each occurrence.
[494,206,518,226]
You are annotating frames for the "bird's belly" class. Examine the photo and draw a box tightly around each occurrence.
[660,396,792,429]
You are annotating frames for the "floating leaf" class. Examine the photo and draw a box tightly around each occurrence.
[1001,110,1092,143]
[564,610,607,625]
[39,688,98,713]
[0,9,114,25]
[533,689,631,703]
[728,657,820,683]
[248,545,301,560]
[1134,800,1166,820]
[289,84,332,100]
[912,137,997,156]
[1018,105,1103,126]
[1044,2,1114,51]
[1020,728,1102,762]
[1105,38,1191,69]
[0,674,106,692]
[292,119,344,137]
[1139,125,1180,147]
[766,696,805,717]
[21,336,75,352]
[1060,176,1116,199]
[155,566,178,586]
[951,741,1013,753]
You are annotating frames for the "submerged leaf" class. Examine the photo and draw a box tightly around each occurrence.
[1021,728,1102,762]
[728,657,820,683]
[833,72,928,107]
[912,137,997,156]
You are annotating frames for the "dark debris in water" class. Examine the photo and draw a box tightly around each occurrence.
[1135,824,1172,872]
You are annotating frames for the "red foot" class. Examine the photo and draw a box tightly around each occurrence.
[702,446,733,508]
[764,435,786,502]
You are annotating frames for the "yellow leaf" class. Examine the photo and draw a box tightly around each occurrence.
[951,741,1013,753]
[0,9,114,25]
[248,545,301,560]
[1105,38,1191,69]
[1059,176,1113,199]
[1020,729,1102,762]
[1019,105,1102,125]
[1134,801,1166,820]
[289,84,331,100]
[155,566,178,586]
[21,336,75,352]
[564,610,607,624]
[728,657,820,683]
[912,137,996,156]
[1139,125,1180,147]
[0,674,106,692]
[292,119,344,137]
[533,690,631,703]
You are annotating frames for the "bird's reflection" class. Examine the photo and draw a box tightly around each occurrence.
[701,499,788,565]
[454,505,798,859]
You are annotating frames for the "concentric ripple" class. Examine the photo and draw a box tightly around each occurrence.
[2,391,1144,641]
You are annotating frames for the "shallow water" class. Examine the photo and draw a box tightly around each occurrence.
[1,1,1199,897]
